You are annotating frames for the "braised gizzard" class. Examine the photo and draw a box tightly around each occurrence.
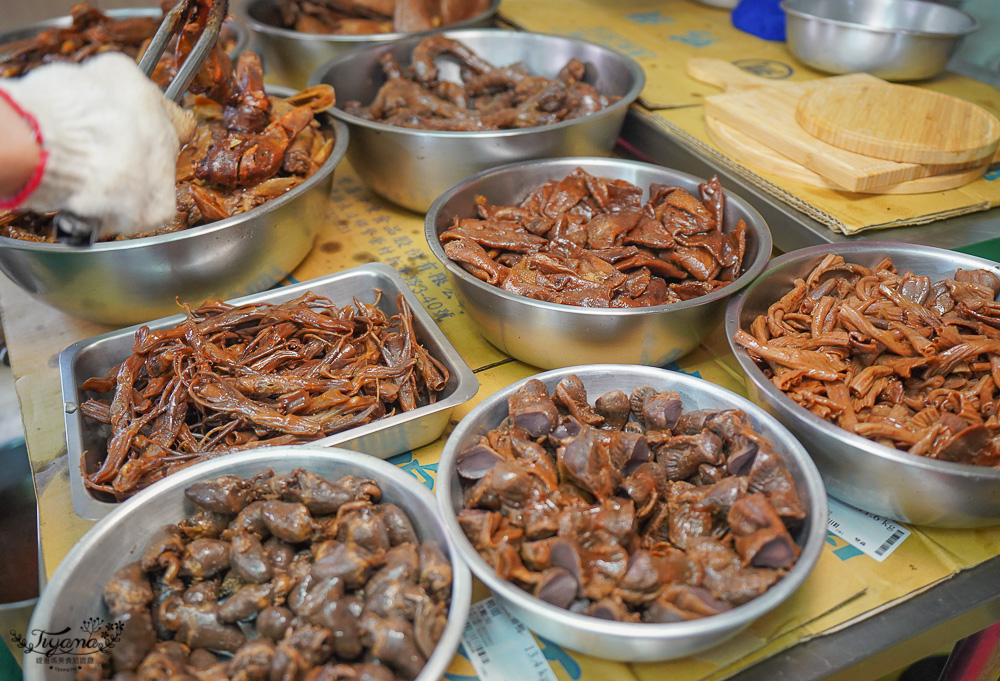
[81,469,452,680]
[456,374,804,623]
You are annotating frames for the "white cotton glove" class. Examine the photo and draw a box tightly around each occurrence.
[0,52,196,238]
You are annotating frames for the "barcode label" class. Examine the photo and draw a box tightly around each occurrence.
[874,529,906,557]
[461,597,558,681]
[827,497,911,562]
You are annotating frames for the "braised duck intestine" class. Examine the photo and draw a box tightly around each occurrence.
[79,291,450,501]
[734,254,1000,467]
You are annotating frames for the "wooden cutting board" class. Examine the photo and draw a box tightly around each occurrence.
[687,59,986,193]
[796,81,1000,165]
[704,114,990,194]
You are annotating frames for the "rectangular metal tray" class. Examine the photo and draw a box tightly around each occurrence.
[60,263,479,520]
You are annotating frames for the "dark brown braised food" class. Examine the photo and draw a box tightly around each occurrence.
[343,36,620,131]
[456,375,804,622]
[79,292,450,501]
[735,255,1000,467]
[276,0,491,35]
[0,1,238,78]
[439,168,746,307]
[0,3,336,241]
[78,470,452,681]
[0,3,158,78]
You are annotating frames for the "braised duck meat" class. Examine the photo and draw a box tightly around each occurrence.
[343,36,620,131]
[79,291,450,501]
[275,0,491,34]
[456,375,803,622]
[1,3,337,241]
[439,168,747,307]
[78,470,451,681]
[734,255,1000,467]
[2,3,156,78]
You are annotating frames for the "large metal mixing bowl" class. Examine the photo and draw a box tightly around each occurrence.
[437,364,827,662]
[726,242,1000,527]
[0,102,348,326]
[781,0,978,81]
[239,0,500,89]
[424,157,772,369]
[310,29,646,213]
[24,446,472,680]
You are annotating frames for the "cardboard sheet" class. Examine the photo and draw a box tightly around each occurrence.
[4,158,998,680]
[644,106,1000,234]
[499,0,1000,234]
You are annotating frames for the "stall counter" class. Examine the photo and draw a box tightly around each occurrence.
[3,155,1000,681]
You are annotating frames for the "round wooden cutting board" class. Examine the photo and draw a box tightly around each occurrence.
[705,115,989,194]
[795,80,1000,166]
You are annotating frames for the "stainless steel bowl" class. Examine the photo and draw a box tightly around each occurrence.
[24,446,472,680]
[725,242,1000,527]
[310,28,646,213]
[424,157,772,370]
[239,0,500,89]
[781,0,978,81]
[0,7,249,66]
[61,263,479,520]
[436,364,827,662]
[0,97,348,326]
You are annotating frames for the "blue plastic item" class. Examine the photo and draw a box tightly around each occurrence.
[732,0,787,41]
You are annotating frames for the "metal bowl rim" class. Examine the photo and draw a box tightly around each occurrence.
[237,0,501,43]
[424,156,773,317]
[30,445,473,681]
[780,0,979,38]
[437,364,828,641]
[58,262,482,492]
[0,7,240,38]
[311,28,646,138]
[725,240,1000,481]
[0,8,250,54]
[0,7,163,35]
[0,108,348,253]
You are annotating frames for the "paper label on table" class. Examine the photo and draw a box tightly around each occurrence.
[461,597,559,681]
[827,496,911,562]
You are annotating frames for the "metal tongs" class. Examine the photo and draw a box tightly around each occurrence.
[137,0,228,102]
[56,0,228,245]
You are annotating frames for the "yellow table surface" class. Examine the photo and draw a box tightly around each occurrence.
[499,0,1000,236]
[3,156,998,681]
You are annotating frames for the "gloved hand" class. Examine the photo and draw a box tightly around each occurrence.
[0,52,196,238]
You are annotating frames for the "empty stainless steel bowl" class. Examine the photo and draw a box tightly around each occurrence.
[424,157,772,370]
[239,0,500,89]
[781,0,978,81]
[310,28,646,213]
[726,242,1000,527]
[0,104,348,326]
[25,446,472,680]
[436,364,827,662]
